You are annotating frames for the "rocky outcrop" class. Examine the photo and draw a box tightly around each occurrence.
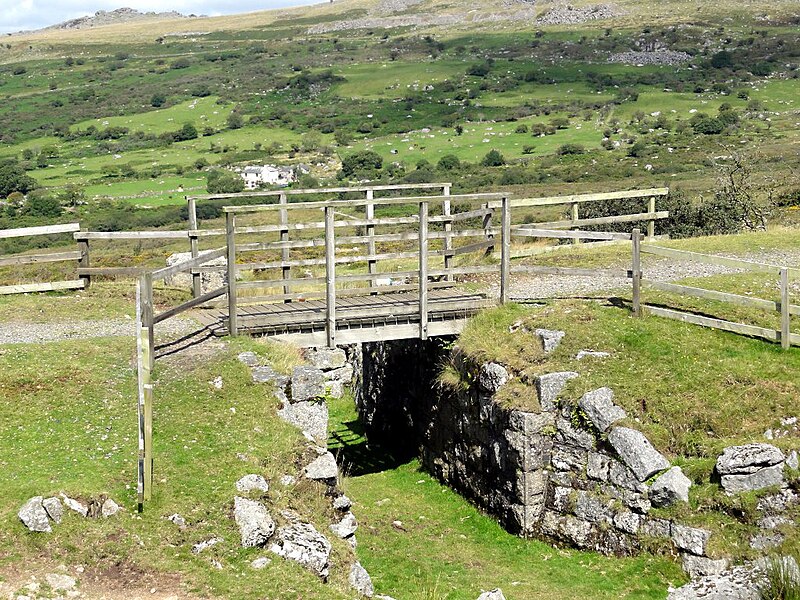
[236,474,270,494]
[304,451,339,484]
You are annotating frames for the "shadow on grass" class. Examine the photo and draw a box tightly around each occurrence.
[328,417,415,477]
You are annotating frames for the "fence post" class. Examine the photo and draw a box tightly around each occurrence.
[279,192,291,301]
[482,203,495,257]
[226,211,238,336]
[571,201,580,245]
[325,206,337,348]
[77,236,90,289]
[781,268,791,349]
[135,278,154,506]
[500,196,511,305]
[187,196,201,298]
[366,189,377,291]
[632,228,642,317]
[140,272,155,370]
[443,184,452,281]
[647,196,656,240]
[419,201,429,340]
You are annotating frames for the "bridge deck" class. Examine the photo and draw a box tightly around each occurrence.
[195,288,494,344]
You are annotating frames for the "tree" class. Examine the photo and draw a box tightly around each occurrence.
[0,159,37,198]
[206,170,244,194]
[176,122,199,142]
[437,155,461,171]
[60,185,86,207]
[481,149,505,167]
[151,93,167,108]
[226,112,244,130]
[340,151,383,178]
[24,191,62,218]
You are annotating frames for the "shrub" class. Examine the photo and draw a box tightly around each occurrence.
[24,191,62,218]
[340,150,383,178]
[226,112,244,130]
[437,155,461,171]
[522,145,536,155]
[0,159,37,198]
[206,169,244,194]
[150,93,167,108]
[481,149,506,167]
[515,124,529,134]
[557,143,585,155]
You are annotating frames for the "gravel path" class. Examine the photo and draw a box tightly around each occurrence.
[0,316,199,345]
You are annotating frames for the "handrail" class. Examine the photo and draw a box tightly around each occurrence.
[187,182,451,202]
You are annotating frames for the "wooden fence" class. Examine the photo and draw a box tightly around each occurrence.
[0,223,85,295]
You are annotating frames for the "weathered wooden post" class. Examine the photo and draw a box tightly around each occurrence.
[419,201,429,340]
[279,192,291,301]
[482,202,494,257]
[571,201,580,245]
[647,196,657,240]
[77,235,91,289]
[325,206,337,348]
[443,184,453,280]
[500,195,511,305]
[187,196,201,298]
[781,267,791,349]
[135,278,153,508]
[226,211,238,336]
[632,228,642,317]
[140,272,155,370]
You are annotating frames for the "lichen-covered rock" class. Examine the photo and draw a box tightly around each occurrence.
[650,466,691,507]
[306,348,347,370]
[555,417,595,450]
[235,474,269,494]
[536,372,579,411]
[349,561,375,597]
[42,497,63,524]
[61,493,88,517]
[278,398,329,442]
[329,511,358,539]
[476,590,507,600]
[640,518,672,539]
[721,464,785,494]
[578,387,626,432]
[478,362,509,393]
[45,573,76,591]
[325,364,354,383]
[613,511,642,535]
[608,427,670,481]
[304,451,338,483]
[717,444,785,475]
[18,497,51,533]
[681,555,730,578]
[508,410,555,435]
[237,352,260,367]
[290,366,326,402]
[671,523,710,556]
[101,498,121,517]
[251,365,282,385]
[535,329,565,353]
[270,522,332,579]
[333,495,352,511]
[667,563,767,600]
[587,452,611,481]
[233,496,275,548]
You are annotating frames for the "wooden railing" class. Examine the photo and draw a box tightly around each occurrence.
[0,223,85,294]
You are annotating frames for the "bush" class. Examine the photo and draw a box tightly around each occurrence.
[437,155,461,171]
[557,144,585,155]
[481,149,506,167]
[691,114,724,135]
[226,112,244,130]
[24,191,62,218]
[150,93,167,108]
[206,169,244,194]
[0,159,37,198]
[340,150,383,178]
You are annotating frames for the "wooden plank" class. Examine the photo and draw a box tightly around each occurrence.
[527,211,670,230]
[419,201,429,339]
[443,187,453,281]
[325,206,336,348]
[641,245,795,275]
[0,222,80,239]
[632,228,641,317]
[226,212,238,336]
[273,319,470,347]
[513,228,633,241]
[0,279,85,295]
[152,286,227,324]
[0,250,82,267]
[150,247,227,282]
[135,281,146,510]
[434,239,496,257]
[643,280,800,315]
[512,265,631,278]
[644,305,780,342]
[486,188,669,209]
[78,267,149,277]
[781,268,791,350]
[429,207,493,223]
[74,230,189,240]
[366,189,377,288]
[647,197,657,240]
[77,239,90,289]
[501,196,511,304]
[189,183,450,202]
[236,251,419,272]
[140,273,155,371]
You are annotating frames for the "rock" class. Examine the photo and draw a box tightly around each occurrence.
[101,498,121,517]
[349,561,375,597]
[757,489,799,512]
[333,495,352,511]
[270,522,332,579]
[307,348,347,370]
[478,362,509,393]
[578,387,626,432]
[787,450,799,470]
[575,350,610,360]
[290,366,326,402]
[671,524,710,556]
[233,497,275,548]
[192,536,223,554]
[325,364,354,383]
[757,515,792,530]
[280,475,297,487]
[476,590,507,600]
[165,250,226,293]
[681,555,729,578]
[42,497,63,524]
[573,491,612,524]
[555,417,596,449]
[252,365,281,384]
[44,574,76,591]
[251,557,272,569]
[167,513,186,527]
[650,467,691,507]
[18,497,51,533]
[536,372,579,411]
[535,328,565,353]
[716,444,785,475]
[721,463,785,494]
[640,518,672,539]
[608,459,647,493]
[613,511,642,535]
[330,511,358,538]
[237,352,259,367]
[750,532,783,550]
[304,452,338,483]
[60,494,88,517]
[235,474,269,493]
[278,397,329,442]
[608,427,670,481]
[667,563,765,600]
[325,380,344,399]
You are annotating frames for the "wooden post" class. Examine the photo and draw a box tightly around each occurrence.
[781,267,791,349]
[419,201,429,340]
[443,184,452,280]
[187,196,201,298]
[571,202,580,245]
[325,206,336,348]
[135,280,145,511]
[647,196,656,240]
[77,237,90,289]
[140,272,155,370]
[632,228,642,317]
[136,278,154,506]
[366,189,376,290]
[279,192,291,301]
[226,211,238,336]
[500,196,511,305]
[483,204,494,257]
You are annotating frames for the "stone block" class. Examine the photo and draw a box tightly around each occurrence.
[555,417,596,450]
[613,510,642,534]
[716,443,784,475]
[608,426,670,481]
[573,491,612,524]
[650,466,691,507]
[306,348,347,370]
[290,366,326,403]
[721,463,785,494]
[509,410,555,435]
[671,523,710,556]
[587,452,611,481]
[535,328,565,353]
[479,362,509,393]
[552,443,588,471]
[536,372,579,411]
[578,387,626,432]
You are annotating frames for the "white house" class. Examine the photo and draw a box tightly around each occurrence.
[241,165,296,189]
